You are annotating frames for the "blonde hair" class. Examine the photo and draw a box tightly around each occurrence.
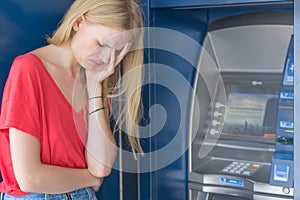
[47,0,144,154]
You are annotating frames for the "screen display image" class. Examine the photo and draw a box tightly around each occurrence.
[222,86,279,139]
[283,57,294,86]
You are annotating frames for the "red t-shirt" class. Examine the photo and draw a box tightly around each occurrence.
[0,54,87,196]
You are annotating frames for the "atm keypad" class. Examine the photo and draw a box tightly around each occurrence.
[221,161,262,176]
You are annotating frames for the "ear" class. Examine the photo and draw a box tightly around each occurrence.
[73,15,85,31]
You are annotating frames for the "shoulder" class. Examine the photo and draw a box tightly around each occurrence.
[10,53,44,76]
[13,53,43,68]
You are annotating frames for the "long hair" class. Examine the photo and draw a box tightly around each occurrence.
[47,0,144,154]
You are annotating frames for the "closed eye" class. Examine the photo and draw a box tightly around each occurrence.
[99,43,105,48]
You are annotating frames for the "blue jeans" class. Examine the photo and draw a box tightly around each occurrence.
[0,187,97,200]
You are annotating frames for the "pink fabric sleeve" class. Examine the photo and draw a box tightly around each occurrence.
[0,55,41,140]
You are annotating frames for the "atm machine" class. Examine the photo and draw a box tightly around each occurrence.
[188,10,294,200]
[144,1,298,200]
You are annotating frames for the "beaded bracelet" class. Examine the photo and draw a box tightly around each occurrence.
[89,107,105,115]
[88,96,103,101]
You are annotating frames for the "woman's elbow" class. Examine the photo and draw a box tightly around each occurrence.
[86,152,115,178]
[89,165,112,178]
[16,174,41,193]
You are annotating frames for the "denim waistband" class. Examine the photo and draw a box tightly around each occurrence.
[1,187,97,200]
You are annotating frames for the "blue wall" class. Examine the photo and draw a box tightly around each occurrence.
[0,0,74,105]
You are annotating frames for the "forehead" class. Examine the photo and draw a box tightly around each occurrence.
[90,24,133,47]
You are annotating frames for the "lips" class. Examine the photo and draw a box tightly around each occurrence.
[87,59,104,67]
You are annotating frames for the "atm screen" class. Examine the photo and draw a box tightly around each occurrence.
[222,85,279,139]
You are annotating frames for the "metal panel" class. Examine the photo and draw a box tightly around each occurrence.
[204,10,293,72]
[293,0,300,199]
[151,0,292,8]
[208,25,293,72]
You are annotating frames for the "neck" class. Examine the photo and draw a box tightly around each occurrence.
[48,43,81,77]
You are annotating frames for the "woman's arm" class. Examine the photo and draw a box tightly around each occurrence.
[9,128,102,194]
[84,43,130,178]
[85,84,117,178]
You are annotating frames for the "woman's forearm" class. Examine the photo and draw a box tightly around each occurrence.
[86,85,117,178]
[9,128,101,194]
[19,164,101,194]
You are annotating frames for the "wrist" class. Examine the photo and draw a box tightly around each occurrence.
[88,97,103,109]
[87,83,102,99]
[88,96,102,101]
[88,107,105,116]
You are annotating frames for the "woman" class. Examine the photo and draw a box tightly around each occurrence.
[0,0,144,199]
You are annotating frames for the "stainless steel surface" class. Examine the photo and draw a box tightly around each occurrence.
[254,182,293,197]
[189,180,293,199]
[253,194,293,200]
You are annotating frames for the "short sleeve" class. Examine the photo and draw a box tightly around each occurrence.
[0,55,41,139]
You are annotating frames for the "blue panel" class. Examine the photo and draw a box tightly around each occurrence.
[96,169,120,200]
[140,84,155,200]
[151,0,292,8]
[149,8,207,200]
[293,0,300,199]
[139,1,152,199]
[151,9,207,48]
[150,53,192,200]
[139,0,150,26]
[207,3,293,22]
